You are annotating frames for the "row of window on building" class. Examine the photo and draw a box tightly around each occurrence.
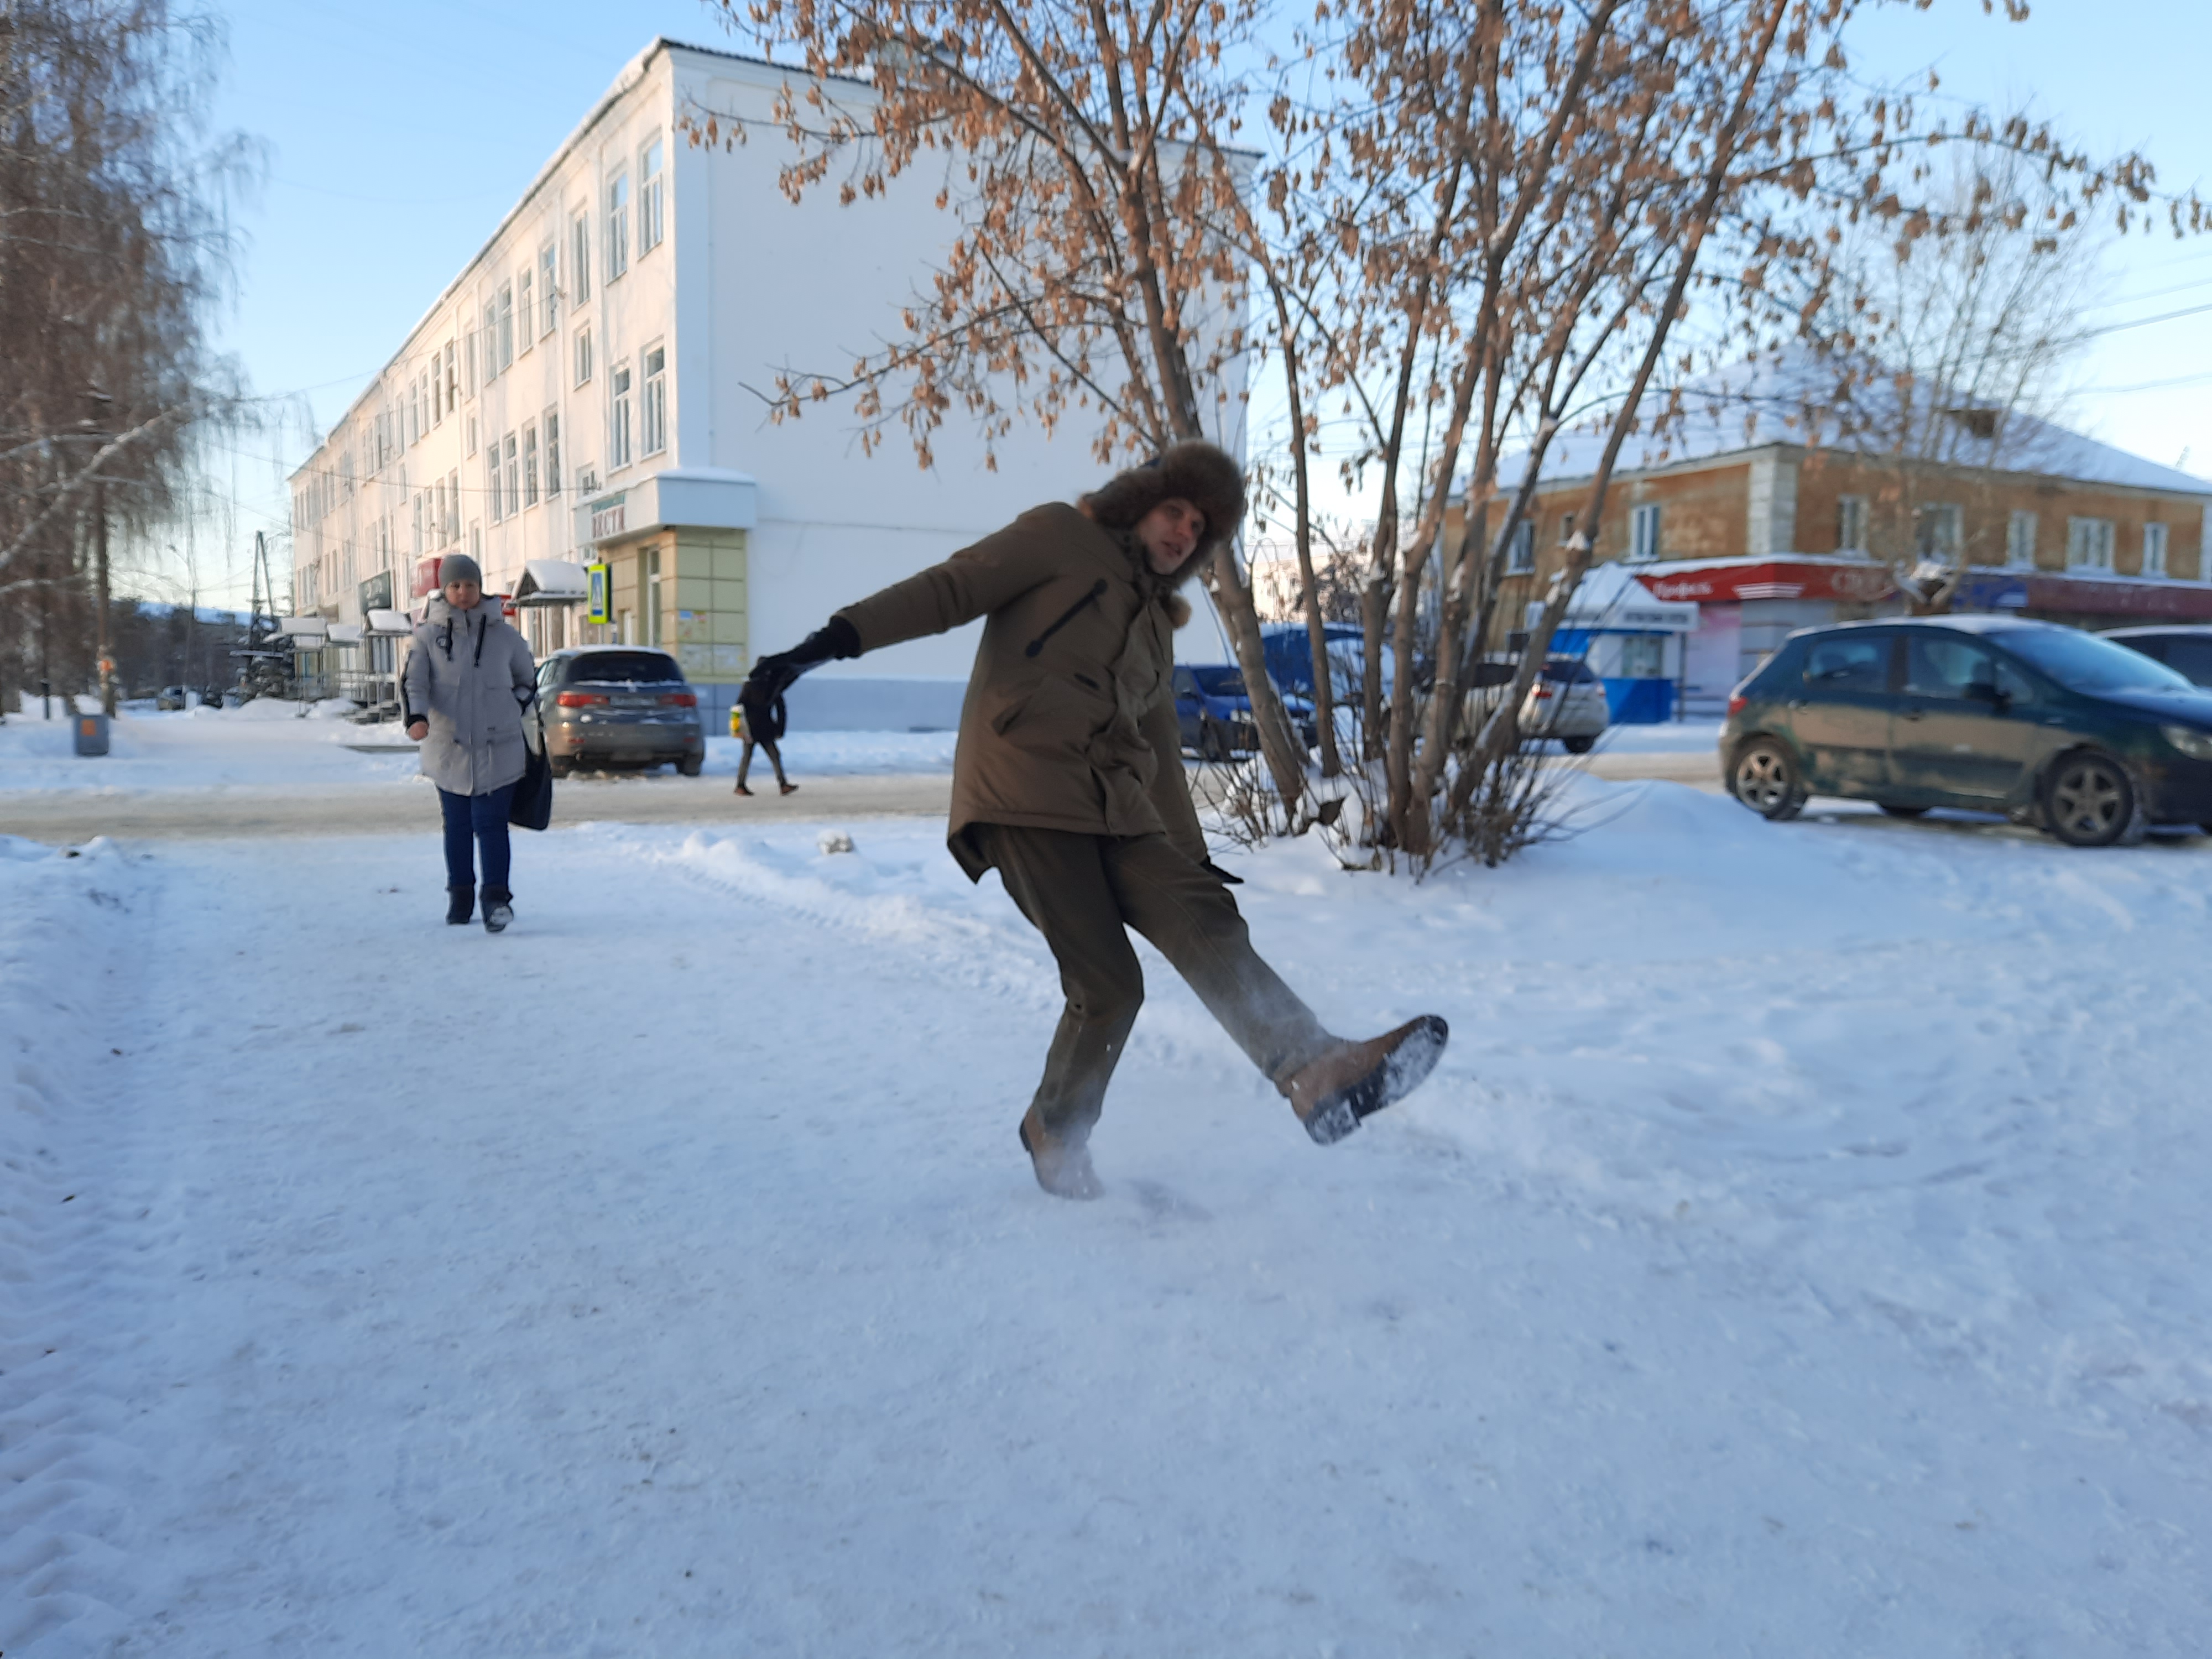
[293,132,667,534]
[1495,498,2195,575]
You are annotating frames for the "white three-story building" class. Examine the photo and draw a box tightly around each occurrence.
[289,36,1237,728]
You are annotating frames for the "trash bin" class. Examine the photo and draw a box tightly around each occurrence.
[74,713,110,756]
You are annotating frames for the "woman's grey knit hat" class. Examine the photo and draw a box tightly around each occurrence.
[438,552,483,587]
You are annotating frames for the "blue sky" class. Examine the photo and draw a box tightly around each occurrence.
[178,0,2212,607]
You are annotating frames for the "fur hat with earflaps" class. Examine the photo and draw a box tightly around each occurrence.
[1081,440,1247,571]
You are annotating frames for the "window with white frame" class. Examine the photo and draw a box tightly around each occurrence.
[1915,503,1962,563]
[444,342,457,414]
[1837,494,1869,552]
[640,343,667,456]
[523,424,539,508]
[2006,510,2038,570]
[412,493,424,557]
[2067,516,2115,571]
[610,361,633,468]
[575,328,592,387]
[1507,520,1535,573]
[497,283,515,372]
[503,432,519,520]
[1556,511,1576,545]
[639,137,664,253]
[606,172,629,280]
[487,450,503,524]
[434,479,446,546]
[446,469,459,540]
[466,414,477,459]
[471,523,482,563]
[2143,521,2169,578]
[539,243,558,335]
[465,328,477,397]
[544,410,561,495]
[517,267,534,356]
[481,299,498,383]
[571,207,592,302]
[1629,502,1662,562]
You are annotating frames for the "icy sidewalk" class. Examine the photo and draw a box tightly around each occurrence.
[6,792,2211,1655]
[0,706,958,798]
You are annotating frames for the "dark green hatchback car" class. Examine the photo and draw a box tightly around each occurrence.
[1721,616,2212,846]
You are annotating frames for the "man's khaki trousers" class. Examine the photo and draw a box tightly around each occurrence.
[976,825,1334,1144]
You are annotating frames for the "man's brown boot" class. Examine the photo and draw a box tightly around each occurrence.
[1281,1015,1450,1145]
[1018,1103,1104,1201]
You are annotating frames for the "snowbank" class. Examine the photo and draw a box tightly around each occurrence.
[7,793,2210,1651]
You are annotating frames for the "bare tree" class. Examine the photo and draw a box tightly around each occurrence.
[0,0,255,710]
[1811,140,2110,611]
[705,0,1316,818]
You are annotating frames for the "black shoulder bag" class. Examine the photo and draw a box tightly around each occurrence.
[509,684,554,831]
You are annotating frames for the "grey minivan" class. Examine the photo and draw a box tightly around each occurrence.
[526,646,705,777]
[1722,615,2212,846]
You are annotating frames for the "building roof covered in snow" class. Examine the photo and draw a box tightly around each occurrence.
[1497,353,2212,498]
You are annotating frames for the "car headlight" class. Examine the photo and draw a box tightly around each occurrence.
[2161,724,2212,761]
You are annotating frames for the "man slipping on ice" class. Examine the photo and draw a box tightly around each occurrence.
[740,441,1447,1199]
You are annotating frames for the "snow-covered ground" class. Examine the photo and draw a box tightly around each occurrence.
[0,705,958,797]
[6,782,2208,1655]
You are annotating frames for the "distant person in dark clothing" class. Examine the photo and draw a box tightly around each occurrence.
[734,676,797,796]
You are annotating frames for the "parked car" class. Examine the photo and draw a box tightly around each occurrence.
[1172,664,1317,760]
[526,646,705,777]
[156,685,190,711]
[1722,615,2212,846]
[2104,624,2212,688]
[1469,655,1608,753]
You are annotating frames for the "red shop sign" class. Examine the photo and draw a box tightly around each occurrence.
[1637,560,1896,605]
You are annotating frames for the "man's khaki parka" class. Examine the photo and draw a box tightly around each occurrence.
[834,502,1206,880]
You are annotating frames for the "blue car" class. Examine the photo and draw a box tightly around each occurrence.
[1172,664,1318,759]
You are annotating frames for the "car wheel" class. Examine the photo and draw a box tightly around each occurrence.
[1730,738,1806,821]
[2042,750,2138,848]
[1562,735,1595,755]
[1878,804,1928,819]
[1199,716,1231,763]
[677,753,704,778]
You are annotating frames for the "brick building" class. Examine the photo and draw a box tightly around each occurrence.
[1468,364,2212,712]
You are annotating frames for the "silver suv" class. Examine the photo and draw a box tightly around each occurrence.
[528,646,705,777]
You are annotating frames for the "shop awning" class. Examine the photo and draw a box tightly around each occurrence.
[365,608,414,636]
[325,622,364,645]
[510,559,591,606]
[1545,561,1700,632]
[272,615,328,639]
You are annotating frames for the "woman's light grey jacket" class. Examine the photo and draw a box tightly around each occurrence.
[404,598,537,796]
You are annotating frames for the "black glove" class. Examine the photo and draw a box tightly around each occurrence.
[745,616,862,703]
[1202,858,1244,886]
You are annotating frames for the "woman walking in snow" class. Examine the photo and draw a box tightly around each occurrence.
[404,554,536,933]
[733,675,797,796]
[740,441,1447,1199]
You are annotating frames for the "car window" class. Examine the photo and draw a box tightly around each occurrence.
[1540,660,1599,685]
[1803,635,1890,691]
[1190,666,1247,697]
[2000,628,2194,694]
[1172,667,1198,696]
[567,651,683,684]
[1903,634,2004,700]
[537,660,561,687]
[2112,635,2167,663]
[2164,638,2212,687]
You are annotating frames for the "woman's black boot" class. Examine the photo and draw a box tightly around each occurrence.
[482,887,514,933]
[446,884,475,925]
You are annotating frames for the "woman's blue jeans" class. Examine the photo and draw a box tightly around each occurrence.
[439,784,516,892]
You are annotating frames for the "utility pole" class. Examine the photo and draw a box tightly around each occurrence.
[96,477,114,715]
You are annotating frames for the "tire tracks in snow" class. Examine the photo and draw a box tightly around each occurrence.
[0,841,160,1657]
